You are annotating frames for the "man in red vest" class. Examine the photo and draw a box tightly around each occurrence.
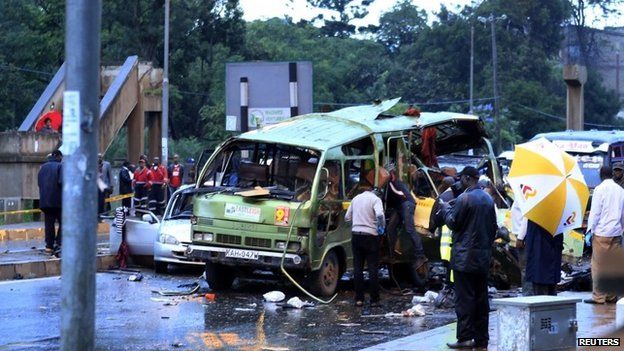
[148,157,169,215]
[132,158,150,210]
[167,154,185,195]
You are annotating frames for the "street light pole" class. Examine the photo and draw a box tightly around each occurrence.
[162,0,170,167]
[470,24,474,114]
[478,14,505,153]
[490,19,501,153]
[61,1,101,350]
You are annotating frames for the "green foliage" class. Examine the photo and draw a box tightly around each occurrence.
[306,0,374,37]
[0,0,622,158]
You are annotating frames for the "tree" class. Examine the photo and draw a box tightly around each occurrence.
[305,0,374,37]
[374,0,427,54]
[0,0,64,131]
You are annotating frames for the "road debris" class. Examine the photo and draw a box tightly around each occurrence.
[360,330,391,335]
[412,290,438,304]
[263,291,286,302]
[402,304,426,317]
[284,297,314,309]
[235,307,256,312]
[338,323,361,327]
[128,273,143,282]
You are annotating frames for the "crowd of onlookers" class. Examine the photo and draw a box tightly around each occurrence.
[37,150,196,255]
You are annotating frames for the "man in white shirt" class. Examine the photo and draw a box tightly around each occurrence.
[585,165,624,304]
[345,181,385,307]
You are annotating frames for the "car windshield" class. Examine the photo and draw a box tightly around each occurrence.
[166,192,194,219]
[199,141,321,200]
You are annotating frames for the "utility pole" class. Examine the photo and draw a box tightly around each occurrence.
[469,25,474,114]
[490,19,501,153]
[478,14,506,153]
[162,0,170,167]
[61,1,101,350]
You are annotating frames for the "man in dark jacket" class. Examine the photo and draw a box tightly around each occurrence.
[119,160,133,209]
[38,150,63,253]
[442,166,497,350]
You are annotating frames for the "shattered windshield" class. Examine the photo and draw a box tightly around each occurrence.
[166,191,194,219]
[199,141,321,200]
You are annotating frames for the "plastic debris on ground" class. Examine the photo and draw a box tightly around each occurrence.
[128,273,143,282]
[402,304,426,317]
[235,307,255,312]
[412,290,438,304]
[285,296,314,309]
[263,291,286,302]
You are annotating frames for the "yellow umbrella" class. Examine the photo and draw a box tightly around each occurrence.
[508,138,589,235]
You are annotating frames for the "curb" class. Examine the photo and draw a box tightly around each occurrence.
[0,222,110,242]
[0,254,116,281]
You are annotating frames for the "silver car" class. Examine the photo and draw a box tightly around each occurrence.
[154,186,204,273]
[109,186,203,273]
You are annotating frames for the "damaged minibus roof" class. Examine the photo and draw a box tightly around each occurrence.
[238,98,479,151]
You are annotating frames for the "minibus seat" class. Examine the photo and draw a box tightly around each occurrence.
[237,162,269,187]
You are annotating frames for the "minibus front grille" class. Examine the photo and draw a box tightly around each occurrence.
[216,234,241,245]
[245,237,272,248]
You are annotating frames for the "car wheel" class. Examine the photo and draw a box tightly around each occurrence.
[204,261,235,290]
[154,261,169,274]
[309,250,341,297]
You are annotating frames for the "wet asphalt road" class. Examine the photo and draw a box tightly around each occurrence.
[0,267,457,351]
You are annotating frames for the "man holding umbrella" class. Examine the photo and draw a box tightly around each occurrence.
[508,138,590,296]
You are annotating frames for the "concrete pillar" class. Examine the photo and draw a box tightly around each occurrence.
[126,86,144,163]
[147,111,162,159]
[563,65,587,131]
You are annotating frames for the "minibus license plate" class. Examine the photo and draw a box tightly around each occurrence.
[225,249,258,260]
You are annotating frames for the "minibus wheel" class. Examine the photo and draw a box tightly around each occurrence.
[309,250,340,297]
[204,261,235,290]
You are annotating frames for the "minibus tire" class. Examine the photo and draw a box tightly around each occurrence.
[204,261,235,290]
[309,250,340,297]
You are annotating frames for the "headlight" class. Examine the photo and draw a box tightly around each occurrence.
[193,232,214,242]
[159,234,179,245]
[190,216,198,225]
[275,241,300,251]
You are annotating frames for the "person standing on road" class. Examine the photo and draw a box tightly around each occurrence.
[167,154,184,195]
[523,220,563,296]
[612,162,624,189]
[385,163,428,270]
[98,153,113,215]
[148,157,168,215]
[584,166,624,304]
[441,166,497,350]
[344,179,385,308]
[38,150,63,253]
[133,159,150,210]
[511,200,533,296]
[119,160,134,209]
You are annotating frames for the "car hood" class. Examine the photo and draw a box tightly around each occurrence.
[160,219,192,241]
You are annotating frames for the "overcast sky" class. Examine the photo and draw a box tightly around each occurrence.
[239,0,622,29]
